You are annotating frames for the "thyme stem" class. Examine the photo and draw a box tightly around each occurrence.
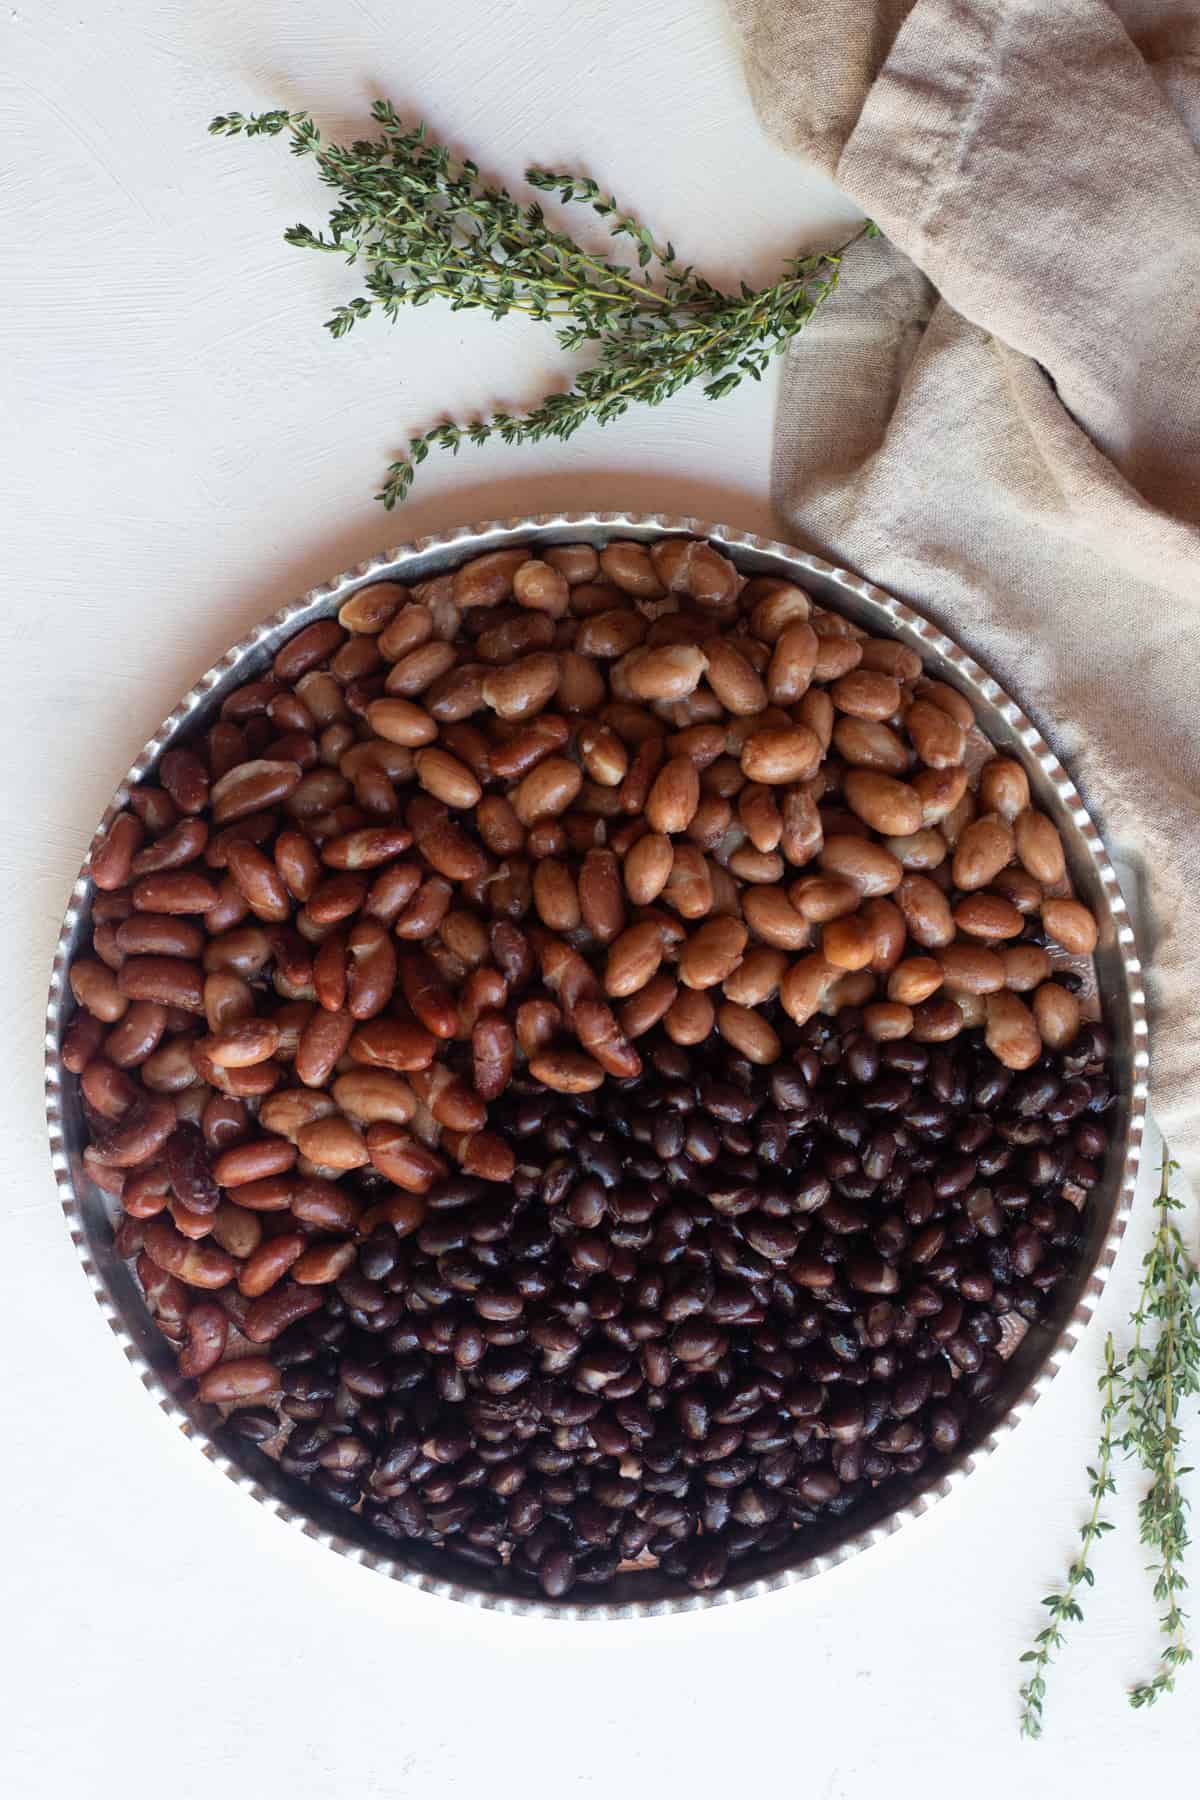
[209,102,860,507]
[1018,1147,1199,1735]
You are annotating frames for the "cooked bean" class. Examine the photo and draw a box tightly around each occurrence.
[212,1136,297,1187]
[118,957,205,1012]
[904,699,966,769]
[704,640,767,716]
[887,957,945,1004]
[1041,897,1099,955]
[905,769,962,830]
[833,716,910,774]
[1032,982,1083,1049]
[198,1357,281,1402]
[821,914,877,971]
[863,1001,914,1040]
[509,559,569,616]
[843,770,923,837]
[978,758,1030,821]
[626,645,708,701]
[953,815,1015,890]
[954,894,1024,940]
[70,958,130,1023]
[599,541,665,598]
[780,954,839,1024]
[90,812,144,891]
[985,991,1042,1069]
[819,837,903,898]
[132,872,220,915]
[937,943,1006,993]
[528,1049,606,1093]
[645,757,701,834]
[830,670,901,720]
[1014,809,1066,885]
[678,918,747,989]
[481,653,560,721]
[1002,943,1052,991]
[742,886,810,950]
[511,756,583,826]
[740,726,821,785]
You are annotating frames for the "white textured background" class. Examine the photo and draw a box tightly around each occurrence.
[2,1,1194,1793]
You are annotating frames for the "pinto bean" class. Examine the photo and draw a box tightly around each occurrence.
[742,887,811,950]
[1041,897,1099,955]
[678,918,747,989]
[830,670,901,720]
[952,816,1015,891]
[1032,982,1084,1049]
[1014,809,1067,886]
[985,991,1042,1069]
[740,726,821,785]
[843,771,923,837]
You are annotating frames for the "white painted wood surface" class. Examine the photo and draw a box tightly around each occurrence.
[2,1,1192,1793]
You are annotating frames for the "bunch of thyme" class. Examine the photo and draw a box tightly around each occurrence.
[1019,1150,1200,1737]
[209,101,861,507]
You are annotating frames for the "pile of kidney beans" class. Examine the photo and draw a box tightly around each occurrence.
[222,1002,1110,1598]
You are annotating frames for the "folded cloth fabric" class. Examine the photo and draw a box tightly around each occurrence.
[726,0,1200,1187]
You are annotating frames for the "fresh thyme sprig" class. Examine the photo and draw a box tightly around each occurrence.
[209,102,859,506]
[1018,1149,1199,1736]
[1019,1336,1120,1739]
[1121,1154,1200,1706]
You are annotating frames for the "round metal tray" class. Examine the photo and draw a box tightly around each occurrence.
[45,512,1149,1617]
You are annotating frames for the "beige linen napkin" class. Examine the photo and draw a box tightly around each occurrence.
[727,0,1200,1185]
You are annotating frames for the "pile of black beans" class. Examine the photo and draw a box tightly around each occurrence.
[229,1001,1112,1599]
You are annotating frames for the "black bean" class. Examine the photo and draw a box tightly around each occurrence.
[181,984,1111,1599]
[227,1405,280,1444]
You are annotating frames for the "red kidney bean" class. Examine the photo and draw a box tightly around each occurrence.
[197,1356,282,1402]
[117,957,205,1011]
[238,1231,307,1298]
[90,1095,177,1167]
[105,1001,168,1068]
[136,1252,191,1341]
[115,914,206,959]
[177,1301,228,1377]
[346,918,397,1020]
[130,817,209,876]
[211,759,302,824]
[122,1161,172,1218]
[160,748,210,814]
[129,786,179,836]
[131,871,220,914]
[90,813,144,890]
[225,841,292,922]
[62,1008,107,1073]
[212,1136,297,1187]
[142,1220,234,1289]
[205,811,278,870]
[295,1007,355,1088]
[242,1286,323,1344]
[164,1121,221,1214]
[473,1011,515,1101]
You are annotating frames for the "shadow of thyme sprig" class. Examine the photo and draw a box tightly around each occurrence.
[209,102,863,507]
[1018,1149,1200,1737]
